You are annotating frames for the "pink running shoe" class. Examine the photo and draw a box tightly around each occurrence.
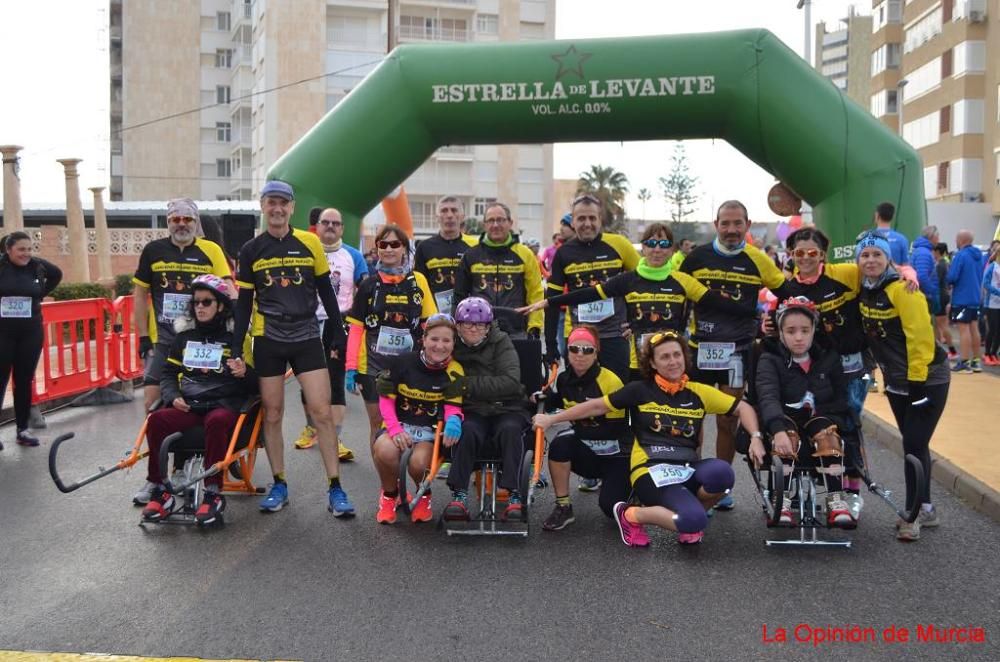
[677,531,704,545]
[613,502,650,547]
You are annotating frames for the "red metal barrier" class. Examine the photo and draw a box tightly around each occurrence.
[31,295,142,405]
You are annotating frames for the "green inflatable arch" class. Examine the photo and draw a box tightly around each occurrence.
[268,29,925,259]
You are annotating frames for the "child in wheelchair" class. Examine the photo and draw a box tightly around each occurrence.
[140,274,251,525]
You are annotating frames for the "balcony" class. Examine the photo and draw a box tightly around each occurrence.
[397,24,469,42]
[401,0,476,9]
[434,145,474,161]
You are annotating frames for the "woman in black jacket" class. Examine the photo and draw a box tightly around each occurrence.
[0,231,62,449]
[139,274,249,525]
[754,297,857,528]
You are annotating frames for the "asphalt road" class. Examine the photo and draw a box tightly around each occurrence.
[1,386,998,661]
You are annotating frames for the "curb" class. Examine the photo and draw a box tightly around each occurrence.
[862,410,1000,523]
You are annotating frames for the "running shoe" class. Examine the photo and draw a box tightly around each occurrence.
[714,493,735,511]
[677,531,704,545]
[141,488,175,521]
[952,360,972,374]
[542,504,575,531]
[15,429,39,447]
[916,506,940,528]
[328,486,356,518]
[535,472,549,490]
[259,482,289,512]
[502,491,524,522]
[896,519,920,541]
[825,492,854,528]
[612,501,650,548]
[844,492,864,522]
[195,491,226,526]
[338,440,355,461]
[444,491,470,521]
[410,493,433,523]
[294,425,316,449]
[132,480,159,505]
[779,497,794,525]
[947,347,958,360]
[578,477,601,492]
[435,462,451,480]
[376,490,397,524]
[970,358,983,373]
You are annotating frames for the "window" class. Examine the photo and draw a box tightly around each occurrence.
[217,159,232,178]
[520,21,545,40]
[473,197,497,217]
[902,110,941,149]
[216,122,231,143]
[904,8,943,54]
[476,13,498,35]
[873,0,902,31]
[517,167,543,183]
[905,57,942,100]
[217,11,231,31]
[216,85,231,104]
[215,48,233,68]
[941,49,953,78]
[953,99,984,135]
[937,161,950,192]
[517,204,543,221]
[940,105,951,133]
[870,89,899,117]
[475,161,497,181]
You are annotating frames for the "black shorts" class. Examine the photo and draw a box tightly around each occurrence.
[687,345,751,391]
[252,336,327,378]
[356,372,379,404]
[142,343,169,386]
[950,305,980,324]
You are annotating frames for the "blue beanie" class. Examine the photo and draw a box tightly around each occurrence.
[855,232,891,261]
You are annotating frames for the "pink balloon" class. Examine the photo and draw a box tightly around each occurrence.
[789,215,803,229]
[775,221,790,242]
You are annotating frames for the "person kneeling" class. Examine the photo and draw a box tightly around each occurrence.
[535,331,762,546]
[141,275,249,525]
[373,314,464,524]
[534,325,630,531]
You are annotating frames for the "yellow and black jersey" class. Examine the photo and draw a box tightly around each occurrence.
[680,243,785,345]
[346,271,436,375]
[859,276,949,388]
[235,228,330,343]
[604,380,737,481]
[784,263,866,357]
[548,364,630,458]
[376,351,464,429]
[454,235,544,334]
[413,233,479,309]
[599,270,707,353]
[546,232,640,337]
[133,237,231,345]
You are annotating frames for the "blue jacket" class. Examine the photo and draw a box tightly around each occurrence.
[876,228,910,265]
[946,245,985,307]
[983,262,1000,308]
[910,236,938,297]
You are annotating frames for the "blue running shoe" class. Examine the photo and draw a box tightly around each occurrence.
[328,486,356,518]
[715,493,735,511]
[578,477,601,492]
[260,482,288,512]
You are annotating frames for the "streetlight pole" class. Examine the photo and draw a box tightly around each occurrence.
[897,78,909,138]
[797,0,812,64]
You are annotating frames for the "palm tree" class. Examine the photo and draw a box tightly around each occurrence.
[637,187,652,220]
[576,164,629,234]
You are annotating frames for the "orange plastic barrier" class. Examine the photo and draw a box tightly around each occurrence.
[31,295,144,405]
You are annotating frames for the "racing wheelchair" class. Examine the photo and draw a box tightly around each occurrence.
[49,396,266,528]
[738,413,924,548]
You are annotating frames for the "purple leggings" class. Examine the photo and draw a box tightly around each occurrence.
[632,458,735,533]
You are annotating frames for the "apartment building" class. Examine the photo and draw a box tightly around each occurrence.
[869,0,1000,218]
[814,9,873,108]
[111,0,556,242]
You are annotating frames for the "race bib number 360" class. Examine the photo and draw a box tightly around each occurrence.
[182,341,224,370]
[648,463,695,488]
[0,296,32,318]
[696,342,735,370]
[375,326,413,356]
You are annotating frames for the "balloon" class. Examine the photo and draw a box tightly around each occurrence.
[789,215,803,229]
[745,231,755,246]
[775,221,790,243]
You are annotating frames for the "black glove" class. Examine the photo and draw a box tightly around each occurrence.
[907,381,930,408]
[543,347,561,367]
[527,328,541,340]
[138,335,153,358]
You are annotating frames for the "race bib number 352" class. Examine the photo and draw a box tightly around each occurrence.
[696,342,735,370]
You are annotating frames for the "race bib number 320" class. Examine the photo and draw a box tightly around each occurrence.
[182,341,224,370]
[0,296,32,318]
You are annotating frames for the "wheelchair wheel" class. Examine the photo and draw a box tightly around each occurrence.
[901,454,924,524]
[519,449,535,523]
[398,446,415,516]
[769,454,785,524]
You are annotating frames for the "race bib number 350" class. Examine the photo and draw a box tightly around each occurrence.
[648,463,695,488]
[0,296,32,318]
[375,326,414,356]
[182,341,224,370]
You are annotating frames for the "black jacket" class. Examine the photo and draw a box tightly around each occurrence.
[451,322,524,417]
[754,336,848,434]
[161,316,248,412]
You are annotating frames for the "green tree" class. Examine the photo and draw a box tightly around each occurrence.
[637,187,652,220]
[659,143,699,224]
[576,164,629,234]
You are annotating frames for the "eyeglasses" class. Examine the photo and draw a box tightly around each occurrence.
[377,240,403,249]
[319,220,343,227]
[168,216,196,224]
[572,193,601,207]
[457,321,488,330]
[193,298,217,307]
[792,248,821,259]
[483,217,510,225]
[643,238,673,249]
[567,345,597,356]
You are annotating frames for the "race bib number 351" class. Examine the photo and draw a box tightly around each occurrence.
[162,293,191,321]
[376,326,414,356]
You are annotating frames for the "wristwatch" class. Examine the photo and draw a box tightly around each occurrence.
[750,431,763,439]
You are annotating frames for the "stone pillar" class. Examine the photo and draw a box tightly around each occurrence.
[90,186,113,282]
[57,158,90,283]
[1,145,24,232]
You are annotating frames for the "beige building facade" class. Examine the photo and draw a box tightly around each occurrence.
[869,0,1000,218]
[814,10,873,108]
[112,0,556,242]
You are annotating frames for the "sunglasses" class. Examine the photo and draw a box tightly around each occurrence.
[647,330,682,347]
[567,344,597,355]
[193,298,217,307]
[792,248,821,259]
[572,193,601,207]
[643,238,673,249]
[319,220,342,227]
[377,240,403,249]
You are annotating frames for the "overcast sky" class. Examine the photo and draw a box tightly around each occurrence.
[0,0,861,221]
